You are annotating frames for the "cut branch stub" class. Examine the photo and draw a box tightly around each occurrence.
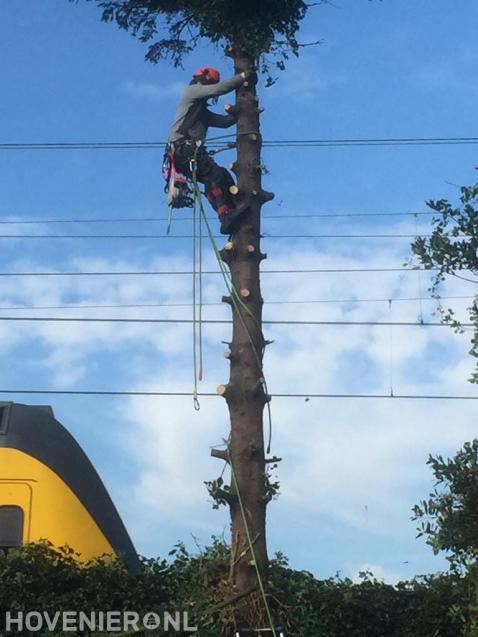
[216,383,230,398]
[220,241,235,264]
[255,189,274,203]
[229,184,239,196]
[211,448,229,462]
[240,288,251,299]
[246,245,255,255]
[224,103,240,116]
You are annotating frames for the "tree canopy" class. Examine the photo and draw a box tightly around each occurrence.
[411,182,478,382]
[72,0,317,72]
[412,440,478,567]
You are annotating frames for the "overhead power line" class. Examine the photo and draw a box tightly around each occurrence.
[0,136,477,150]
[0,315,471,327]
[0,233,432,240]
[0,295,471,312]
[0,266,435,277]
[0,211,436,224]
[0,389,476,400]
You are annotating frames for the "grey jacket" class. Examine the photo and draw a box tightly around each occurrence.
[168,73,245,144]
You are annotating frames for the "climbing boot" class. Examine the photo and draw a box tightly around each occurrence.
[219,201,249,235]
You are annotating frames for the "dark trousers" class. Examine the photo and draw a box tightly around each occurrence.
[173,142,235,215]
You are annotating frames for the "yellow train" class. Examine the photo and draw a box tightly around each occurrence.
[0,401,140,572]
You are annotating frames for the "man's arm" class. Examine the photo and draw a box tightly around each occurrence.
[204,111,236,129]
[188,73,246,99]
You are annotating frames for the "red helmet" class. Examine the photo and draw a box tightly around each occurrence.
[193,66,220,84]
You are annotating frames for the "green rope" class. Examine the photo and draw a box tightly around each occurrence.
[191,157,202,410]
[190,149,278,632]
[228,446,278,637]
[190,146,274,451]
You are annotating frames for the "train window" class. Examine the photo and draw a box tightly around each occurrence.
[0,506,24,547]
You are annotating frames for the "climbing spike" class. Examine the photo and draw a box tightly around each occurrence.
[259,252,268,261]
[222,295,233,305]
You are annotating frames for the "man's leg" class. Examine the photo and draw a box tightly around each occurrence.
[195,148,235,215]
[195,148,250,234]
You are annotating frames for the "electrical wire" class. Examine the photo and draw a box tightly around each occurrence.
[0,266,437,277]
[0,389,475,399]
[1,136,477,150]
[0,266,438,276]
[0,211,437,224]
[0,233,434,239]
[0,316,472,327]
[0,295,472,311]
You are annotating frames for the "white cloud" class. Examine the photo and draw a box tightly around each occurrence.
[0,216,476,573]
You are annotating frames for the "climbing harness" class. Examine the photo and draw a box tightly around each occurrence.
[162,146,194,234]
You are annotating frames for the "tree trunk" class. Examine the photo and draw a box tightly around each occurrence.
[217,49,272,599]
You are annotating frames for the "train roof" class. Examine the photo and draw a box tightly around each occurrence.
[0,401,140,573]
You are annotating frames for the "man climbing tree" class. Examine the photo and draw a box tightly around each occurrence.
[70,0,316,632]
[167,66,253,234]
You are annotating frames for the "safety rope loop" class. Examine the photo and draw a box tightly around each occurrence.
[191,151,203,410]
[227,445,278,637]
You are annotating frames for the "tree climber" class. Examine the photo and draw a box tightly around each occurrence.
[167,66,252,235]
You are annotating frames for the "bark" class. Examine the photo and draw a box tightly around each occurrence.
[218,48,272,597]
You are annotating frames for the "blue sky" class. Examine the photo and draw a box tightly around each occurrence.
[1,0,478,583]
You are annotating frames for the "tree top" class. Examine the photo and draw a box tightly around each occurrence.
[73,0,318,75]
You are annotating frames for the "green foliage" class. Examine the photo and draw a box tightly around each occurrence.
[412,440,478,567]
[411,182,478,382]
[205,465,280,509]
[0,540,474,636]
[70,0,317,72]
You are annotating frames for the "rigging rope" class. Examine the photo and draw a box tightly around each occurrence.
[189,147,277,629]
[191,156,204,410]
[227,445,278,637]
